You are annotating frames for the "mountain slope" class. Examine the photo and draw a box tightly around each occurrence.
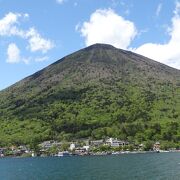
[0,44,180,146]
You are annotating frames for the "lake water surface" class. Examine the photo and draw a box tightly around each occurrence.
[0,152,180,180]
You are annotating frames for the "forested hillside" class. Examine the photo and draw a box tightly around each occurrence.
[0,44,180,147]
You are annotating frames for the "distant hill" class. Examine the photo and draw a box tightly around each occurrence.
[0,43,180,146]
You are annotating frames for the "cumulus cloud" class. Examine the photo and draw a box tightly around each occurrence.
[0,12,54,63]
[6,43,20,63]
[78,9,137,49]
[6,43,32,64]
[0,12,26,37]
[134,2,180,69]
[26,28,54,53]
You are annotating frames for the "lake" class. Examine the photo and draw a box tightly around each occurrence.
[0,152,180,180]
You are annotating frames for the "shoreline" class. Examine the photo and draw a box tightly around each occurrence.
[1,150,180,159]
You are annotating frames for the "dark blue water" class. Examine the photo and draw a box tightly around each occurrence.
[0,152,180,180]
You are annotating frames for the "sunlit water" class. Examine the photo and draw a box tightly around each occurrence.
[0,152,180,180]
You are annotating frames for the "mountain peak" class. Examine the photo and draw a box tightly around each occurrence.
[85,43,116,50]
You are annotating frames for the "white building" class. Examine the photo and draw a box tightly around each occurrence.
[69,143,75,151]
[83,145,90,151]
[106,138,128,147]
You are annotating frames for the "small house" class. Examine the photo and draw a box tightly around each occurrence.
[153,142,160,151]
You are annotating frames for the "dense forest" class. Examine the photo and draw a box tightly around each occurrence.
[0,44,180,148]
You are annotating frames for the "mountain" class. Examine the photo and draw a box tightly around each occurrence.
[0,44,180,146]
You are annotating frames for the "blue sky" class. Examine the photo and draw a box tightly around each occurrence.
[0,0,179,90]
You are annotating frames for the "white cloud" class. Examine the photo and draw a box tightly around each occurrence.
[134,1,180,69]
[26,28,54,53]
[0,12,26,37]
[156,3,162,17]
[6,43,49,64]
[0,12,54,56]
[6,43,20,63]
[78,9,137,49]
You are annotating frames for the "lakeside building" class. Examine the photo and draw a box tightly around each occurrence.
[69,143,76,151]
[90,140,104,146]
[83,145,90,151]
[153,142,160,151]
[39,140,62,151]
[105,138,129,147]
